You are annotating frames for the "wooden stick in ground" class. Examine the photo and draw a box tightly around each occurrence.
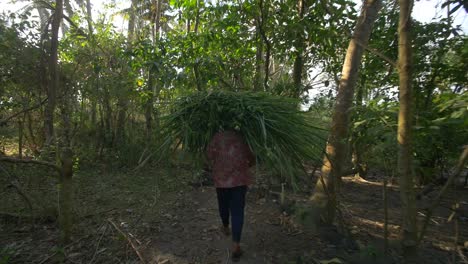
[107,219,145,263]
[383,178,389,254]
[417,146,468,245]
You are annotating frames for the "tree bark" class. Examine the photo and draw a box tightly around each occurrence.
[59,147,73,243]
[85,0,93,35]
[18,119,23,159]
[193,0,203,91]
[309,0,382,225]
[44,0,63,145]
[257,0,270,91]
[397,0,417,261]
[254,16,263,91]
[145,0,162,139]
[145,68,155,140]
[116,0,138,144]
[292,0,305,98]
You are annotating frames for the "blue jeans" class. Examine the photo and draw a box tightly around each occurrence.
[216,185,247,243]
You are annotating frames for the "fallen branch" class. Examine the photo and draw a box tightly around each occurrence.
[107,219,145,263]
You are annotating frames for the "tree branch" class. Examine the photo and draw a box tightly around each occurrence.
[0,98,48,126]
[0,156,61,175]
[320,0,397,68]
[417,146,468,245]
[353,37,398,68]
[0,165,33,212]
[108,219,145,262]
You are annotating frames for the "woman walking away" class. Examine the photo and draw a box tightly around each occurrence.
[206,129,255,262]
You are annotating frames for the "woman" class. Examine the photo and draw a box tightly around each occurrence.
[206,129,255,262]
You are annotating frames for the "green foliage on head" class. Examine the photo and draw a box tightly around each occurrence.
[158,90,327,187]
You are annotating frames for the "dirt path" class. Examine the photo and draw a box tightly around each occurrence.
[142,186,323,264]
[2,167,466,264]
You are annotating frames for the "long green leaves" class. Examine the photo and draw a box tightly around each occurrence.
[159,90,326,185]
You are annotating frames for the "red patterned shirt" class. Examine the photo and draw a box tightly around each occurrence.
[206,130,255,188]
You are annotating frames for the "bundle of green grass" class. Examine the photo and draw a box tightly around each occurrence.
[159,90,326,185]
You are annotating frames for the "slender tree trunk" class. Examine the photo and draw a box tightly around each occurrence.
[91,98,97,129]
[85,0,93,34]
[145,0,162,139]
[292,0,305,98]
[258,0,270,91]
[397,0,417,261]
[26,112,39,154]
[154,0,162,133]
[116,0,138,144]
[103,87,112,147]
[145,69,155,139]
[59,147,73,243]
[44,0,63,145]
[58,93,73,244]
[83,0,98,138]
[254,19,263,91]
[194,0,200,34]
[39,30,49,148]
[310,0,382,225]
[18,119,23,159]
[47,0,74,243]
[128,0,137,42]
[352,77,367,179]
[192,0,203,91]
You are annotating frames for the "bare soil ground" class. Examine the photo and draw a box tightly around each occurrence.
[1,165,467,264]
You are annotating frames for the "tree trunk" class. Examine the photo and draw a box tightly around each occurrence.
[18,119,23,159]
[57,51,74,242]
[145,68,155,140]
[103,87,113,147]
[259,0,270,91]
[26,112,39,154]
[254,18,263,91]
[44,0,63,145]
[193,0,203,91]
[397,0,417,261]
[309,0,382,225]
[85,0,93,35]
[116,0,138,144]
[59,147,73,243]
[292,0,305,98]
[352,76,367,179]
[83,0,98,139]
[194,0,201,34]
[145,0,162,140]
